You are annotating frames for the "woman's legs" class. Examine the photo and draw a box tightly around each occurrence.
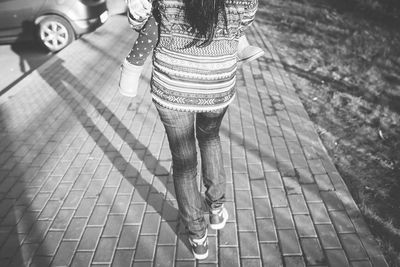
[196,109,227,210]
[155,103,205,239]
[155,103,228,239]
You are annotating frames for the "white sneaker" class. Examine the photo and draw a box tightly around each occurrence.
[189,230,209,260]
[209,206,228,230]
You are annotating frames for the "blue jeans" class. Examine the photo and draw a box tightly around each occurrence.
[154,102,227,239]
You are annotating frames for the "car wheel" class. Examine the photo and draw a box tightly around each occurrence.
[38,15,76,52]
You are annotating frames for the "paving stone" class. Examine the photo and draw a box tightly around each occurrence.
[131,185,151,203]
[51,183,72,201]
[103,214,125,237]
[308,159,326,175]
[134,235,158,260]
[71,251,93,267]
[237,209,256,231]
[269,188,288,207]
[278,229,301,256]
[300,238,326,266]
[253,197,273,218]
[274,207,294,229]
[112,249,134,267]
[248,163,264,180]
[350,260,373,267]
[92,237,118,263]
[320,191,345,211]
[84,179,105,198]
[262,156,278,172]
[110,194,131,214]
[246,150,262,165]
[293,214,317,237]
[259,243,283,267]
[283,177,301,195]
[87,205,111,226]
[176,234,193,261]
[81,158,101,174]
[308,203,331,224]
[287,141,302,155]
[277,160,296,177]
[52,241,78,266]
[140,213,161,234]
[220,247,240,267]
[225,182,234,202]
[72,174,92,190]
[29,193,51,212]
[231,145,246,158]
[36,231,64,256]
[78,227,102,250]
[325,249,351,267]
[64,217,87,240]
[9,243,39,266]
[29,171,50,188]
[174,260,196,267]
[220,222,238,246]
[25,220,51,243]
[235,190,253,209]
[250,179,268,198]
[291,154,308,168]
[283,256,306,267]
[272,137,286,149]
[315,224,342,249]
[240,258,262,267]
[265,171,284,188]
[315,174,334,191]
[232,158,247,173]
[30,255,52,267]
[288,195,309,215]
[51,209,74,230]
[154,245,175,267]
[296,167,314,184]
[330,210,356,233]
[238,232,260,257]
[62,167,81,183]
[339,233,368,260]
[118,225,140,249]
[125,204,146,224]
[302,184,323,203]
[74,197,96,217]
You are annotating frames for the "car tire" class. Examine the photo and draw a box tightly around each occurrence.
[38,15,76,52]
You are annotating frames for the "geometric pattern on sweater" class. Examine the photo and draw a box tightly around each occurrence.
[141,0,258,112]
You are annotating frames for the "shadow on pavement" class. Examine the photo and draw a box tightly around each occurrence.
[38,56,191,253]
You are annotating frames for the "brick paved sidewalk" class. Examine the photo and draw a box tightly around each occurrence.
[0,15,388,266]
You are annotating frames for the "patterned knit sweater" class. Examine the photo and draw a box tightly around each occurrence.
[130,0,258,112]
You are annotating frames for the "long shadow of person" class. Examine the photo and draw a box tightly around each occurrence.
[35,56,192,261]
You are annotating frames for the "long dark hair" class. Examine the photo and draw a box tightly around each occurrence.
[184,0,227,46]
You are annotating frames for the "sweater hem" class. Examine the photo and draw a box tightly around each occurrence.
[152,93,236,113]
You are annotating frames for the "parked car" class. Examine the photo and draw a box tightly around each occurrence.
[0,0,109,52]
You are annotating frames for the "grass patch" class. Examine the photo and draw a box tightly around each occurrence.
[256,0,400,265]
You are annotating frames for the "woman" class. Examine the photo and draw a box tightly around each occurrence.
[127,0,258,259]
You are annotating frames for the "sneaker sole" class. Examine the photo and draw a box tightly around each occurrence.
[193,250,209,260]
[210,209,228,230]
[238,50,265,64]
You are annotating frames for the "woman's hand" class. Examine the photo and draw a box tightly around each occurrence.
[126,0,152,21]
